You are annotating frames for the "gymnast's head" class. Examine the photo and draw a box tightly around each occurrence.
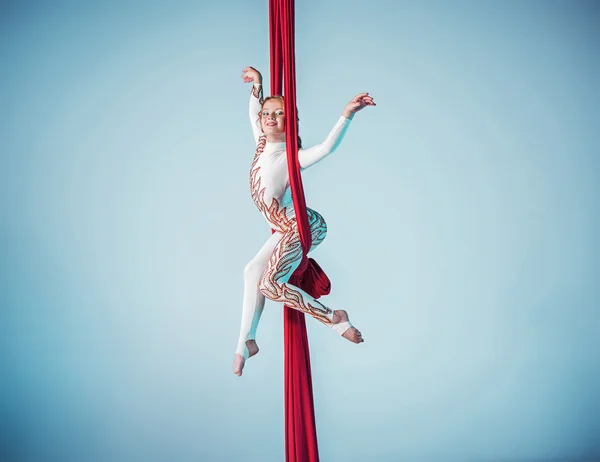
[260,96,285,137]
[259,95,302,147]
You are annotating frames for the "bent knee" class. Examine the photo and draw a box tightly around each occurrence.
[312,221,327,240]
[307,210,327,242]
[244,260,266,280]
[310,221,327,248]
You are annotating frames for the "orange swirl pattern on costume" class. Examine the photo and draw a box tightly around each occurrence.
[249,136,294,234]
[252,83,263,102]
[259,220,333,324]
[249,139,332,323]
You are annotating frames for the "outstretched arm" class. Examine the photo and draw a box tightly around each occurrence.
[242,67,264,143]
[298,93,376,169]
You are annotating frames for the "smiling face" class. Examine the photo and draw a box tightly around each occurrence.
[260,98,286,138]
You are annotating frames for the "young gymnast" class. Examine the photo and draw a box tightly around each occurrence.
[234,66,375,376]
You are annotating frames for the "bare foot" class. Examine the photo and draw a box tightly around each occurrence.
[233,354,245,376]
[246,339,259,358]
[332,310,364,343]
[233,340,260,377]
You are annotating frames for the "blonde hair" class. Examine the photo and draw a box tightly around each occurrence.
[257,95,302,148]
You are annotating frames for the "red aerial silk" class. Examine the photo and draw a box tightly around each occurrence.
[269,0,331,460]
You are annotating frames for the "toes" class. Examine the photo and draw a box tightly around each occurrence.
[353,329,364,344]
[342,327,363,344]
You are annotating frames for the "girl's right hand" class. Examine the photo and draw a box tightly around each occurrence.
[242,67,262,84]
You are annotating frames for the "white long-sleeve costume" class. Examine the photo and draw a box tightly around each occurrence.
[235,83,352,359]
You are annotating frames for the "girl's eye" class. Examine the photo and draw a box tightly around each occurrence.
[276,110,284,116]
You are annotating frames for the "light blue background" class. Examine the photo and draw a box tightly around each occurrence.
[1,1,599,461]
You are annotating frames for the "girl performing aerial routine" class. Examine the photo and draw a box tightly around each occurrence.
[234,66,375,376]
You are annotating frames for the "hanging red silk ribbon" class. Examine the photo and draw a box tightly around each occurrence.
[269,0,331,460]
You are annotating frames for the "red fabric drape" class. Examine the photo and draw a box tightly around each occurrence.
[269,1,330,461]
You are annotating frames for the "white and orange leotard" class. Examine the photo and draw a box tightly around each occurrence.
[235,83,352,359]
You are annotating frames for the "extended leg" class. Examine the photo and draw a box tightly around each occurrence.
[235,232,281,366]
[259,215,363,343]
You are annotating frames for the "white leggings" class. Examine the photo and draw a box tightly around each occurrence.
[235,208,333,358]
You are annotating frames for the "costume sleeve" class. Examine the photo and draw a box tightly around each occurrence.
[298,116,352,169]
[249,83,264,143]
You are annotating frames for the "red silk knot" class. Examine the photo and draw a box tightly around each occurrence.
[294,258,331,300]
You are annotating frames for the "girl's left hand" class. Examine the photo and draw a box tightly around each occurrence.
[343,93,376,118]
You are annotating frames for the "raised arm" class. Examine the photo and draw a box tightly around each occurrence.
[298,92,376,169]
[242,67,264,143]
[298,116,351,169]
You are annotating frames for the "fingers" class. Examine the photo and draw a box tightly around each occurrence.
[351,92,376,107]
[348,94,376,114]
[359,94,376,106]
[353,92,369,100]
[241,66,260,83]
[241,71,254,83]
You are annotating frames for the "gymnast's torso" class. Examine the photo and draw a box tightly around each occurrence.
[249,137,299,232]
[248,83,351,233]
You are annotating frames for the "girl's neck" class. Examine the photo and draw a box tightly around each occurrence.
[266,133,285,144]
